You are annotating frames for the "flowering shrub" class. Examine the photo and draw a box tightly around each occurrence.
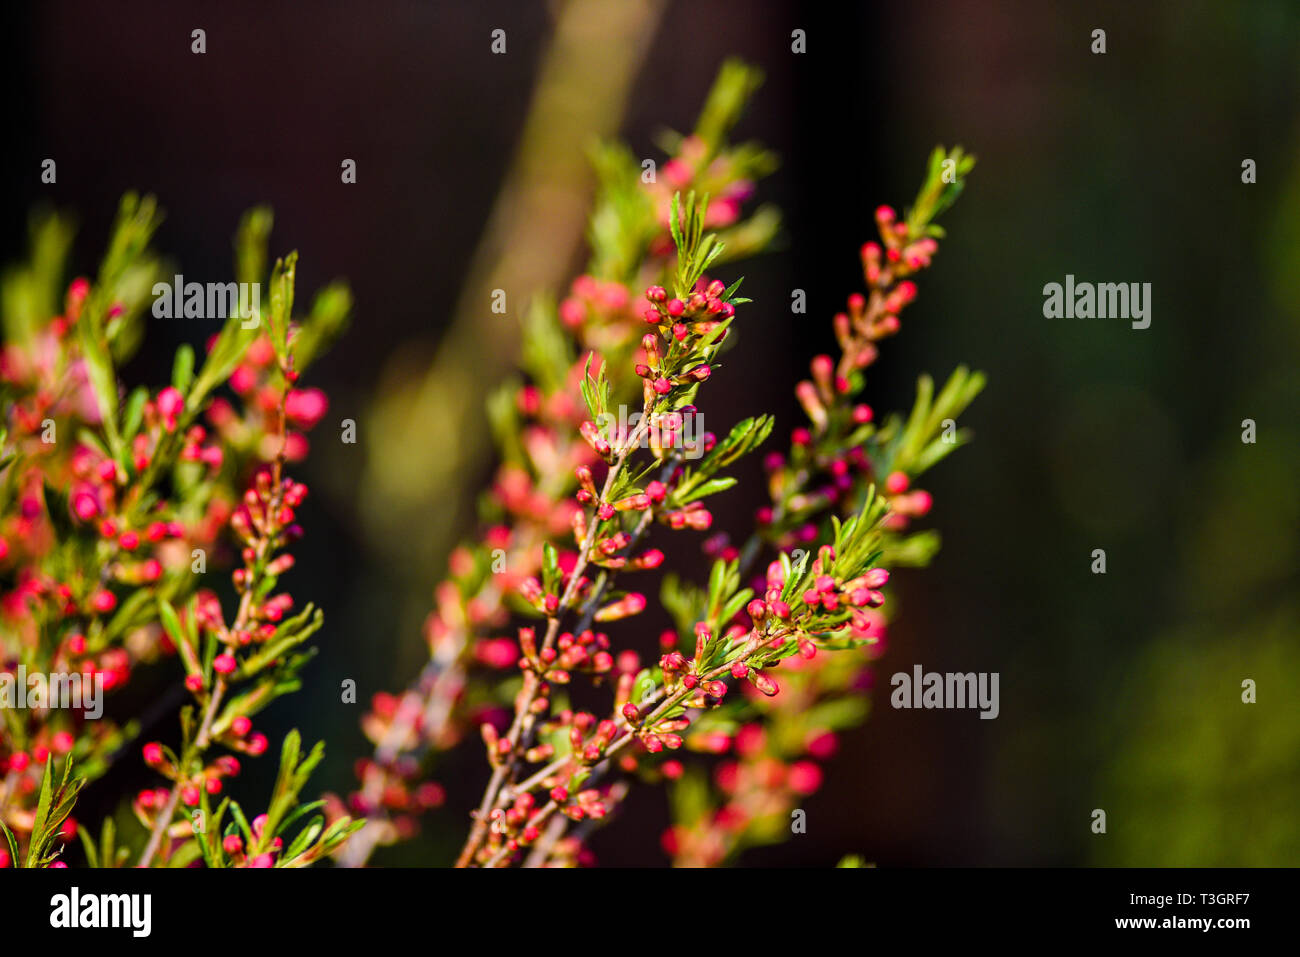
[349,62,984,868]
[0,199,359,867]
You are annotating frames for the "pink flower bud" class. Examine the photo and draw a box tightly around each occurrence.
[284,388,328,429]
[863,568,890,588]
[750,671,779,697]
[90,590,117,614]
[157,387,184,427]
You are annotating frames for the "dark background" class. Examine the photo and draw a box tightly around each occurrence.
[4,0,1297,866]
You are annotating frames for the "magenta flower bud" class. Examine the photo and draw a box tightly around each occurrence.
[157,386,184,426]
[594,592,646,622]
[750,671,779,697]
[730,661,749,679]
[659,651,686,672]
[864,568,890,588]
[285,388,328,429]
[646,285,667,302]
[885,471,910,494]
[653,377,672,395]
[72,492,100,521]
[747,599,767,622]
[666,298,685,317]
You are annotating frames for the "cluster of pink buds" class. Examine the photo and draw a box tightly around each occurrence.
[214,334,327,462]
[863,204,940,278]
[646,134,755,238]
[228,815,283,868]
[663,721,829,867]
[642,278,734,349]
[878,469,933,530]
[559,275,633,332]
[517,624,617,683]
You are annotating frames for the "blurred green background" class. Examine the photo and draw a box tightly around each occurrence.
[3,0,1297,865]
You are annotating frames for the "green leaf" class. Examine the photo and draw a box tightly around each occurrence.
[542,543,561,596]
[171,343,195,392]
[267,251,298,365]
[1,821,22,869]
[675,476,736,504]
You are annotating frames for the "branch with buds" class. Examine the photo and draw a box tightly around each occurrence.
[350,63,983,869]
[0,200,355,868]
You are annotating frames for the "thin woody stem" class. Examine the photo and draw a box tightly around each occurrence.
[139,418,289,868]
[456,412,656,867]
[482,645,781,868]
